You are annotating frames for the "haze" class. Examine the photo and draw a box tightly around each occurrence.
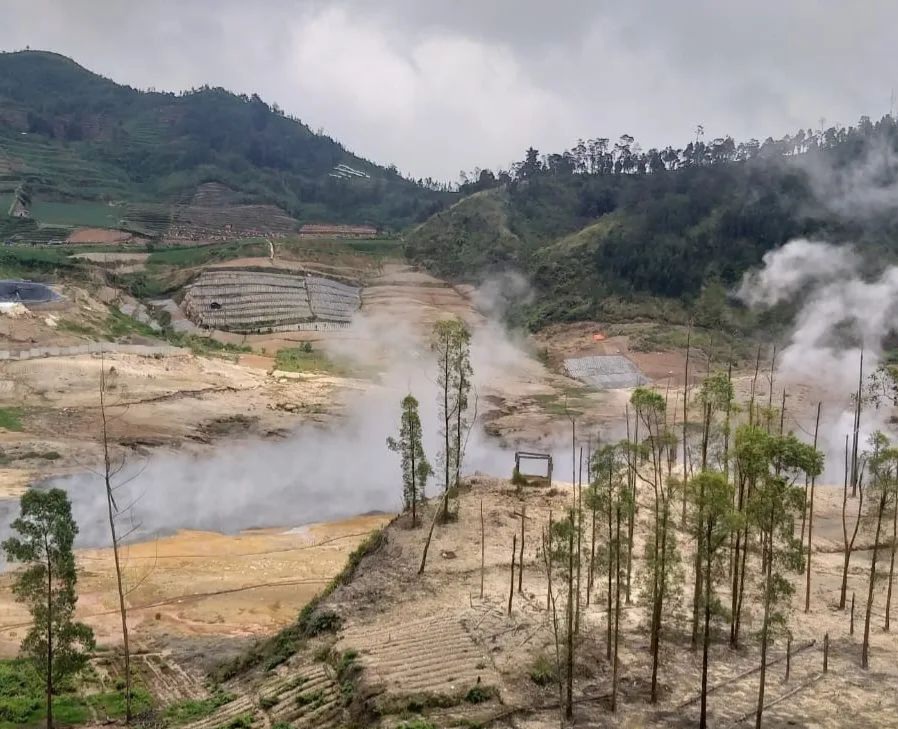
[3,0,897,179]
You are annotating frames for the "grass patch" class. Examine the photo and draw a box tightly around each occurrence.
[30,200,121,228]
[295,689,325,708]
[0,408,24,432]
[104,306,158,339]
[0,658,147,729]
[224,713,253,729]
[275,345,344,374]
[528,654,557,687]
[398,720,437,729]
[147,239,267,267]
[163,690,235,725]
[166,333,251,358]
[464,685,496,704]
[0,245,78,279]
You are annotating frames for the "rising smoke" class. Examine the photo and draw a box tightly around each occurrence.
[738,238,898,475]
[0,276,539,552]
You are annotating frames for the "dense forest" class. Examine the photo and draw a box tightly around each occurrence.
[0,51,448,228]
[408,116,898,329]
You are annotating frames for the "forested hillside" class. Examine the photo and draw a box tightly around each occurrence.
[0,51,448,230]
[408,117,898,329]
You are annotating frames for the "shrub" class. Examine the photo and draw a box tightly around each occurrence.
[464,685,496,704]
[529,654,556,686]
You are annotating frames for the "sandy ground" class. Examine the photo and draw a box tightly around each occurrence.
[0,513,389,657]
[6,249,877,727]
[313,476,898,729]
[66,228,134,245]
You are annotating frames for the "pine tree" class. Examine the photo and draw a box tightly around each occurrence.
[387,393,431,527]
[3,489,95,729]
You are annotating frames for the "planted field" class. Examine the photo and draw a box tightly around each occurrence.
[30,199,122,228]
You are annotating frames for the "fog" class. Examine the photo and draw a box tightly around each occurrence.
[738,239,898,478]
[0,277,553,551]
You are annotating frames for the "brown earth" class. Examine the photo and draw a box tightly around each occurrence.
[66,228,134,245]
[0,514,390,658]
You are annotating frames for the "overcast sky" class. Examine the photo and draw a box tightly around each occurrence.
[2,1,896,180]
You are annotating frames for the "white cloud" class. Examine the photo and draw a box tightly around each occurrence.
[2,1,898,179]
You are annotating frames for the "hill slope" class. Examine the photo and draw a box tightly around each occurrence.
[408,116,898,330]
[0,50,448,232]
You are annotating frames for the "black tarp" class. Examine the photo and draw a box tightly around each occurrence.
[0,280,59,302]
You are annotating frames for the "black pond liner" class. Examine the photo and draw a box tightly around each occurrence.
[0,279,60,303]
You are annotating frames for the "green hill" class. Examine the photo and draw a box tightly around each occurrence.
[408,117,898,330]
[0,50,449,234]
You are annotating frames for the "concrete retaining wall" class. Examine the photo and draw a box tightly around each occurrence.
[0,343,188,361]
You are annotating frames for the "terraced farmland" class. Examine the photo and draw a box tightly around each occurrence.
[183,663,342,729]
[0,130,131,199]
[182,270,360,333]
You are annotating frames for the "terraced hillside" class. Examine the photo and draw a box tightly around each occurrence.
[182,270,360,333]
[0,51,449,234]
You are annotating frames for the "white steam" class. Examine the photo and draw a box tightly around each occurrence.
[738,239,898,474]
[1,276,544,551]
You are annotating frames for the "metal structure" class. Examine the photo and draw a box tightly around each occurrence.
[514,451,553,485]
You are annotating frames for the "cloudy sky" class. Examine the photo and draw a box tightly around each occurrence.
[2,1,896,180]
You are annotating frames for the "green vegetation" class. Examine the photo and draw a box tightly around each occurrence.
[0,659,145,729]
[0,245,77,279]
[275,345,344,374]
[528,655,557,686]
[408,116,898,332]
[2,489,96,729]
[0,408,24,432]
[0,51,449,231]
[224,713,253,729]
[463,685,496,704]
[146,239,267,267]
[163,690,235,725]
[29,200,121,228]
[295,689,325,708]
[397,720,437,729]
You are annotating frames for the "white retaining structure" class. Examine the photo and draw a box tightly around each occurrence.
[0,343,188,362]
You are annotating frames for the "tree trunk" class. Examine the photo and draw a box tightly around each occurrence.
[862,490,886,669]
[650,502,670,703]
[565,522,574,720]
[756,521,774,729]
[508,535,516,615]
[419,488,450,574]
[480,500,484,599]
[575,450,582,634]
[588,487,597,604]
[519,505,525,593]
[699,518,714,729]
[804,402,821,612]
[885,483,897,631]
[850,350,864,498]
[840,449,864,609]
[682,323,691,523]
[612,500,622,712]
[606,469,613,660]
[101,361,131,722]
[45,542,53,729]
[626,407,636,603]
